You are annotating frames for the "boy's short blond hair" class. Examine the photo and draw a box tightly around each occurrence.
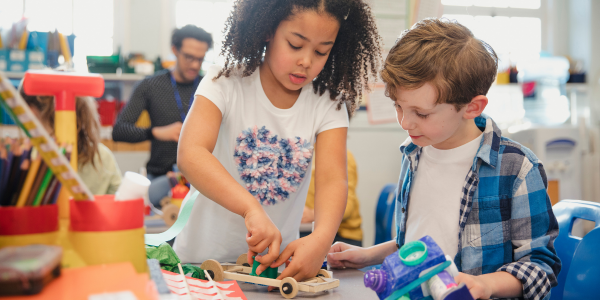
[382,18,498,109]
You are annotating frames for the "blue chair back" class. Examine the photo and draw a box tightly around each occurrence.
[563,227,600,299]
[551,200,600,300]
[374,184,397,245]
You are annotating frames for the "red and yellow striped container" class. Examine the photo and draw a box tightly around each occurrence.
[0,205,59,248]
[69,195,147,273]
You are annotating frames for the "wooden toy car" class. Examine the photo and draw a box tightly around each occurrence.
[200,254,340,299]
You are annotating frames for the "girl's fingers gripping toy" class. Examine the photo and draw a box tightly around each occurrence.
[364,235,474,300]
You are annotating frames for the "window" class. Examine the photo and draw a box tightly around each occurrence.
[72,0,114,71]
[0,0,25,30]
[442,0,546,128]
[176,0,235,68]
[442,0,540,9]
[442,0,544,70]
[442,15,541,70]
[2,0,113,72]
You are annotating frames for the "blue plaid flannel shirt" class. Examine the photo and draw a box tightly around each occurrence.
[394,114,561,300]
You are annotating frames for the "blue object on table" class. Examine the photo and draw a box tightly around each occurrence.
[375,184,397,245]
[551,200,600,300]
[365,236,446,300]
[147,259,171,295]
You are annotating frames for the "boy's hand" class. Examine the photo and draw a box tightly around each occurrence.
[267,233,329,290]
[327,242,371,269]
[454,272,493,300]
[244,208,282,275]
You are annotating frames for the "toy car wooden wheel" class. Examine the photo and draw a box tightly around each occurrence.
[200,259,225,282]
[236,253,250,266]
[280,277,299,299]
[159,196,172,208]
[161,204,179,227]
[317,269,332,278]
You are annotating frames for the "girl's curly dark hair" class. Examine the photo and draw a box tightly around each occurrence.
[216,0,382,112]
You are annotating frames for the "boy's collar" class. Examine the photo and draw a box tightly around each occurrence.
[399,114,502,169]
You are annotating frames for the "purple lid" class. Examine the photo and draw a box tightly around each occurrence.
[364,269,386,293]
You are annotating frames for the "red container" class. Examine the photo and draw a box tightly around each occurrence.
[97,99,117,126]
[70,195,144,232]
[0,205,58,236]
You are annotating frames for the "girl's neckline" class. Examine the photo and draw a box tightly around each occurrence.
[254,66,306,115]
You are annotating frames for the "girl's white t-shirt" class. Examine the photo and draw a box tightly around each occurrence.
[173,65,349,263]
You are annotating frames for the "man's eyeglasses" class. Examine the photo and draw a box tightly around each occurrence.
[178,51,204,65]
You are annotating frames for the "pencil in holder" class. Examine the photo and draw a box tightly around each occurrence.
[69,195,147,273]
[0,205,59,248]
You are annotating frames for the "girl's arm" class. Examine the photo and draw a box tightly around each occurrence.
[312,127,348,245]
[177,95,282,271]
[270,127,348,282]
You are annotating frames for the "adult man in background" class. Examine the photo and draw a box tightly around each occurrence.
[113,25,212,207]
[113,25,212,179]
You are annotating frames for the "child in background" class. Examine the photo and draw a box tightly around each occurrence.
[20,87,122,195]
[327,19,560,300]
[175,0,381,282]
[302,108,362,247]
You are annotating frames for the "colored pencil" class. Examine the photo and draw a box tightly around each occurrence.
[10,143,32,205]
[50,182,61,205]
[10,158,30,206]
[16,154,41,207]
[0,146,10,206]
[41,177,59,206]
[26,160,48,206]
[32,170,53,206]
[3,141,24,203]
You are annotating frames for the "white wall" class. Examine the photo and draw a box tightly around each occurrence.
[113,0,177,60]
[348,112,407,247]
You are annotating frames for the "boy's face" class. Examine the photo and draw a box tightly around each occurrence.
[394,82,472,150]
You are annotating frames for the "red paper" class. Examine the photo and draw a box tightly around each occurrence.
[161,269,247,300]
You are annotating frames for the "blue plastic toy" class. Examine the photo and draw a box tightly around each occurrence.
[364,236,474,300]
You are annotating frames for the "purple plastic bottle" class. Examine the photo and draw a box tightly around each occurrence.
[364,236,447,299]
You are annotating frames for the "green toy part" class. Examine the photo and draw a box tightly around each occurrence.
[145,242,205,280]
[250,257,279,279]
[399,241,428,266]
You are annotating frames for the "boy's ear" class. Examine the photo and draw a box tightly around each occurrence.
[463,95,488,119]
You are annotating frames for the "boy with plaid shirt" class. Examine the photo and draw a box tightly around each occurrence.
[327,19,561,300]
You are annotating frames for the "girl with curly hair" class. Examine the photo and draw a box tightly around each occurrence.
[175,0,381,282]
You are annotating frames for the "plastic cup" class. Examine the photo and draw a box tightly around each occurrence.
[115,171,151,201]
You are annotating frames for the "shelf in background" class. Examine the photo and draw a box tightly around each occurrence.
[4,71,147,82]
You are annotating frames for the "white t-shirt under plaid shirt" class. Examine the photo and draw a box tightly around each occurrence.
[405,134,483,258]
[173,65,349,263]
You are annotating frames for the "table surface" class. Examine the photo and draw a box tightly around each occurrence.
[237,268,379,300]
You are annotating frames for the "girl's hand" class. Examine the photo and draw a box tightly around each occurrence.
[268,233,329,287]
[244,208,282,275]
[454,272,493,300]
[327,242,371,269]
